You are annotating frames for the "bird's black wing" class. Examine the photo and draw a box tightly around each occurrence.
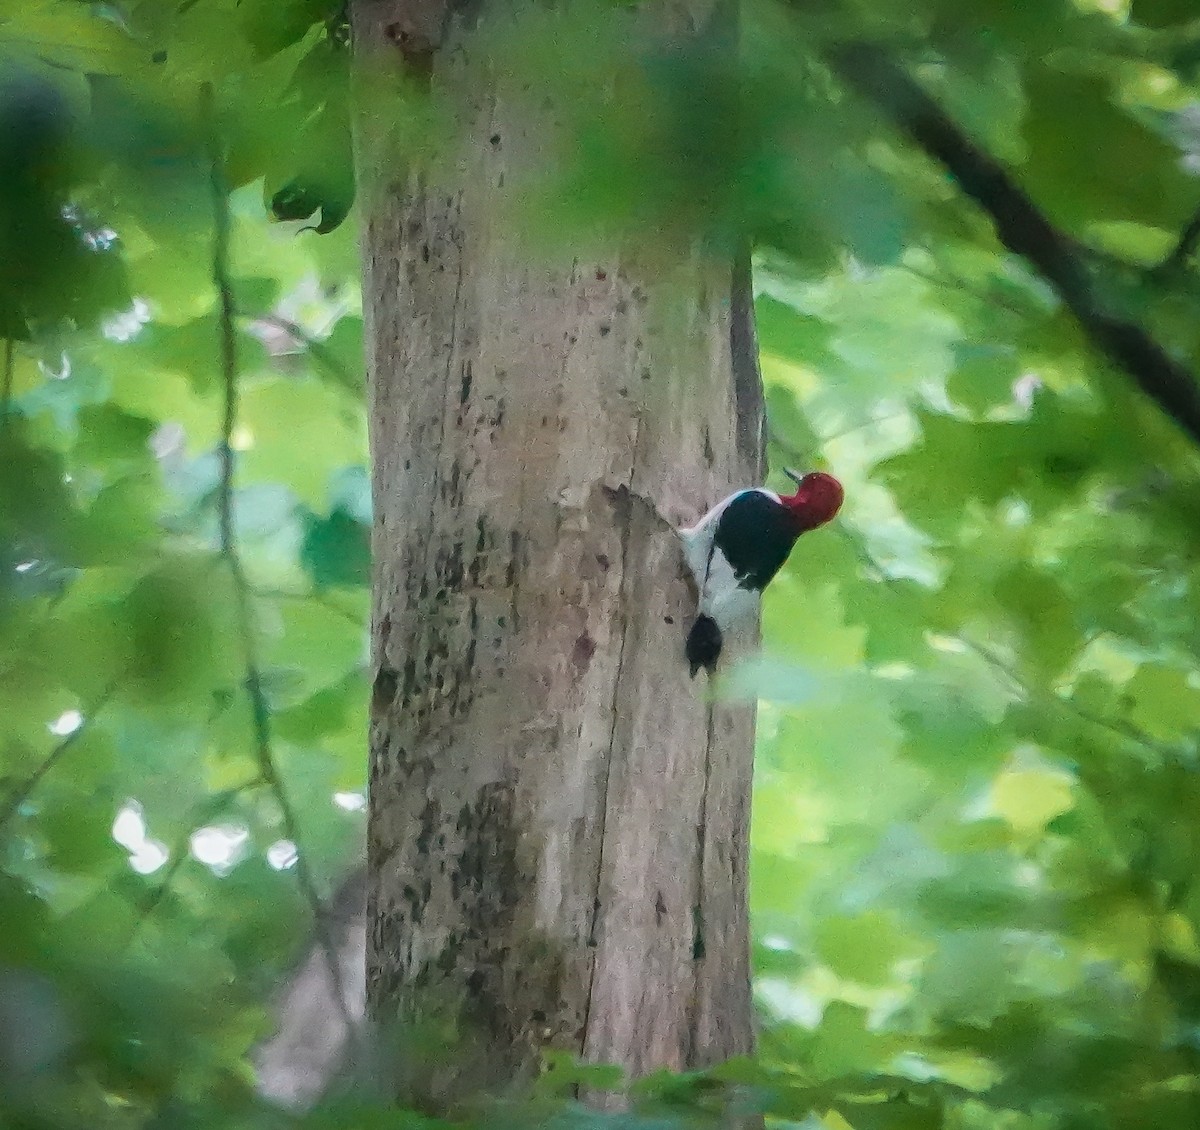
[713,490,798,591]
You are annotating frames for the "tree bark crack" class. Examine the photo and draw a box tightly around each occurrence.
[358,0,759,1088]
[730,246,765,476]
[581,520,628,1016]
[685,703,716,1058]
[581,414,643,1043]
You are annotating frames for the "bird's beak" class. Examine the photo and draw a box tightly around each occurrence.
[783,468,804,485]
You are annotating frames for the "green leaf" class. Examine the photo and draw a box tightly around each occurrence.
[121,557,241,711]
[1131,0,1199,28]
[809,1002,894,1079]
[945,343,1022,416]
[260,594,364,700]
[0,2,142,75]
[73,404,155,467]
[815,911,910,985]
[1021,67,1196,232]
[989,764,1076,835]
[40,797,123,875]
[1123,662,1200,741]
[317,314,365,390]
[992,564,1077,681]
[916,930,1015,1025]
[301,507,370,589]
[125,315,269,397]
[238,374,365,507]
[230,275,280,315]
[238,0,330,59]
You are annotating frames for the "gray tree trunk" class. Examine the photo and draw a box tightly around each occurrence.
[352,0,763,1105]
[254,871,367,1109]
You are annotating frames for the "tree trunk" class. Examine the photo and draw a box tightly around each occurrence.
[352,0,763,1105]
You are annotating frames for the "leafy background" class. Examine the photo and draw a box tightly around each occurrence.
[4,0,1200,1127]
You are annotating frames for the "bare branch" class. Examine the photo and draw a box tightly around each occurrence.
[133,775,266,930]
[1155,202,1200,277]
[202,82,357,1037]
[0,679,121,831]
[827,42,1200,450]
[253,313,358,389]
[764,416,817,469]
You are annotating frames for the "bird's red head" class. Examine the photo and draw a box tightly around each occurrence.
[780,469,844,532]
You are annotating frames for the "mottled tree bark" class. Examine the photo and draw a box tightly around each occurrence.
[352,0,762,1105]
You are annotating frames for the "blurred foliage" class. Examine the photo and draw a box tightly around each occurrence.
[3,0,1200,1129]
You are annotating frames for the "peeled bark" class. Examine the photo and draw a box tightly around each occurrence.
[352,0,763,1103]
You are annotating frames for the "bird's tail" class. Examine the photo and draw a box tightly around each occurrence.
[685,614,722,678]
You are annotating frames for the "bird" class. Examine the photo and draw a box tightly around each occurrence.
[679,469,844,676]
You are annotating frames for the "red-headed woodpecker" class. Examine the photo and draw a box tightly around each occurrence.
[680,469,844,676]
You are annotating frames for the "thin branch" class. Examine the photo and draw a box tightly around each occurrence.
[819,411,916,448]
[203,83,357,1035]
[827,42,1200,450]
[900,262,1033,320]
[956,635,1176,766]
[0,679,121,832]
[254,314,358,389]
[770,431,1179,767]
[249,585,368,628]
[134,775,265,932]
[1155,202,1200,278]
[764,416,817,469]
[766,411,916,477]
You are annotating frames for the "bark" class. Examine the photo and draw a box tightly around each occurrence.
[352,0,762,1105]
[254,870,367,1109]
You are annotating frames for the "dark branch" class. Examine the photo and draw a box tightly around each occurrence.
[1156,202,1200,277]
[827,42,1200,450]
[135,776,265,930]
[0,680,120,831]
[202,83,356,1034]
[254,314,359,389]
